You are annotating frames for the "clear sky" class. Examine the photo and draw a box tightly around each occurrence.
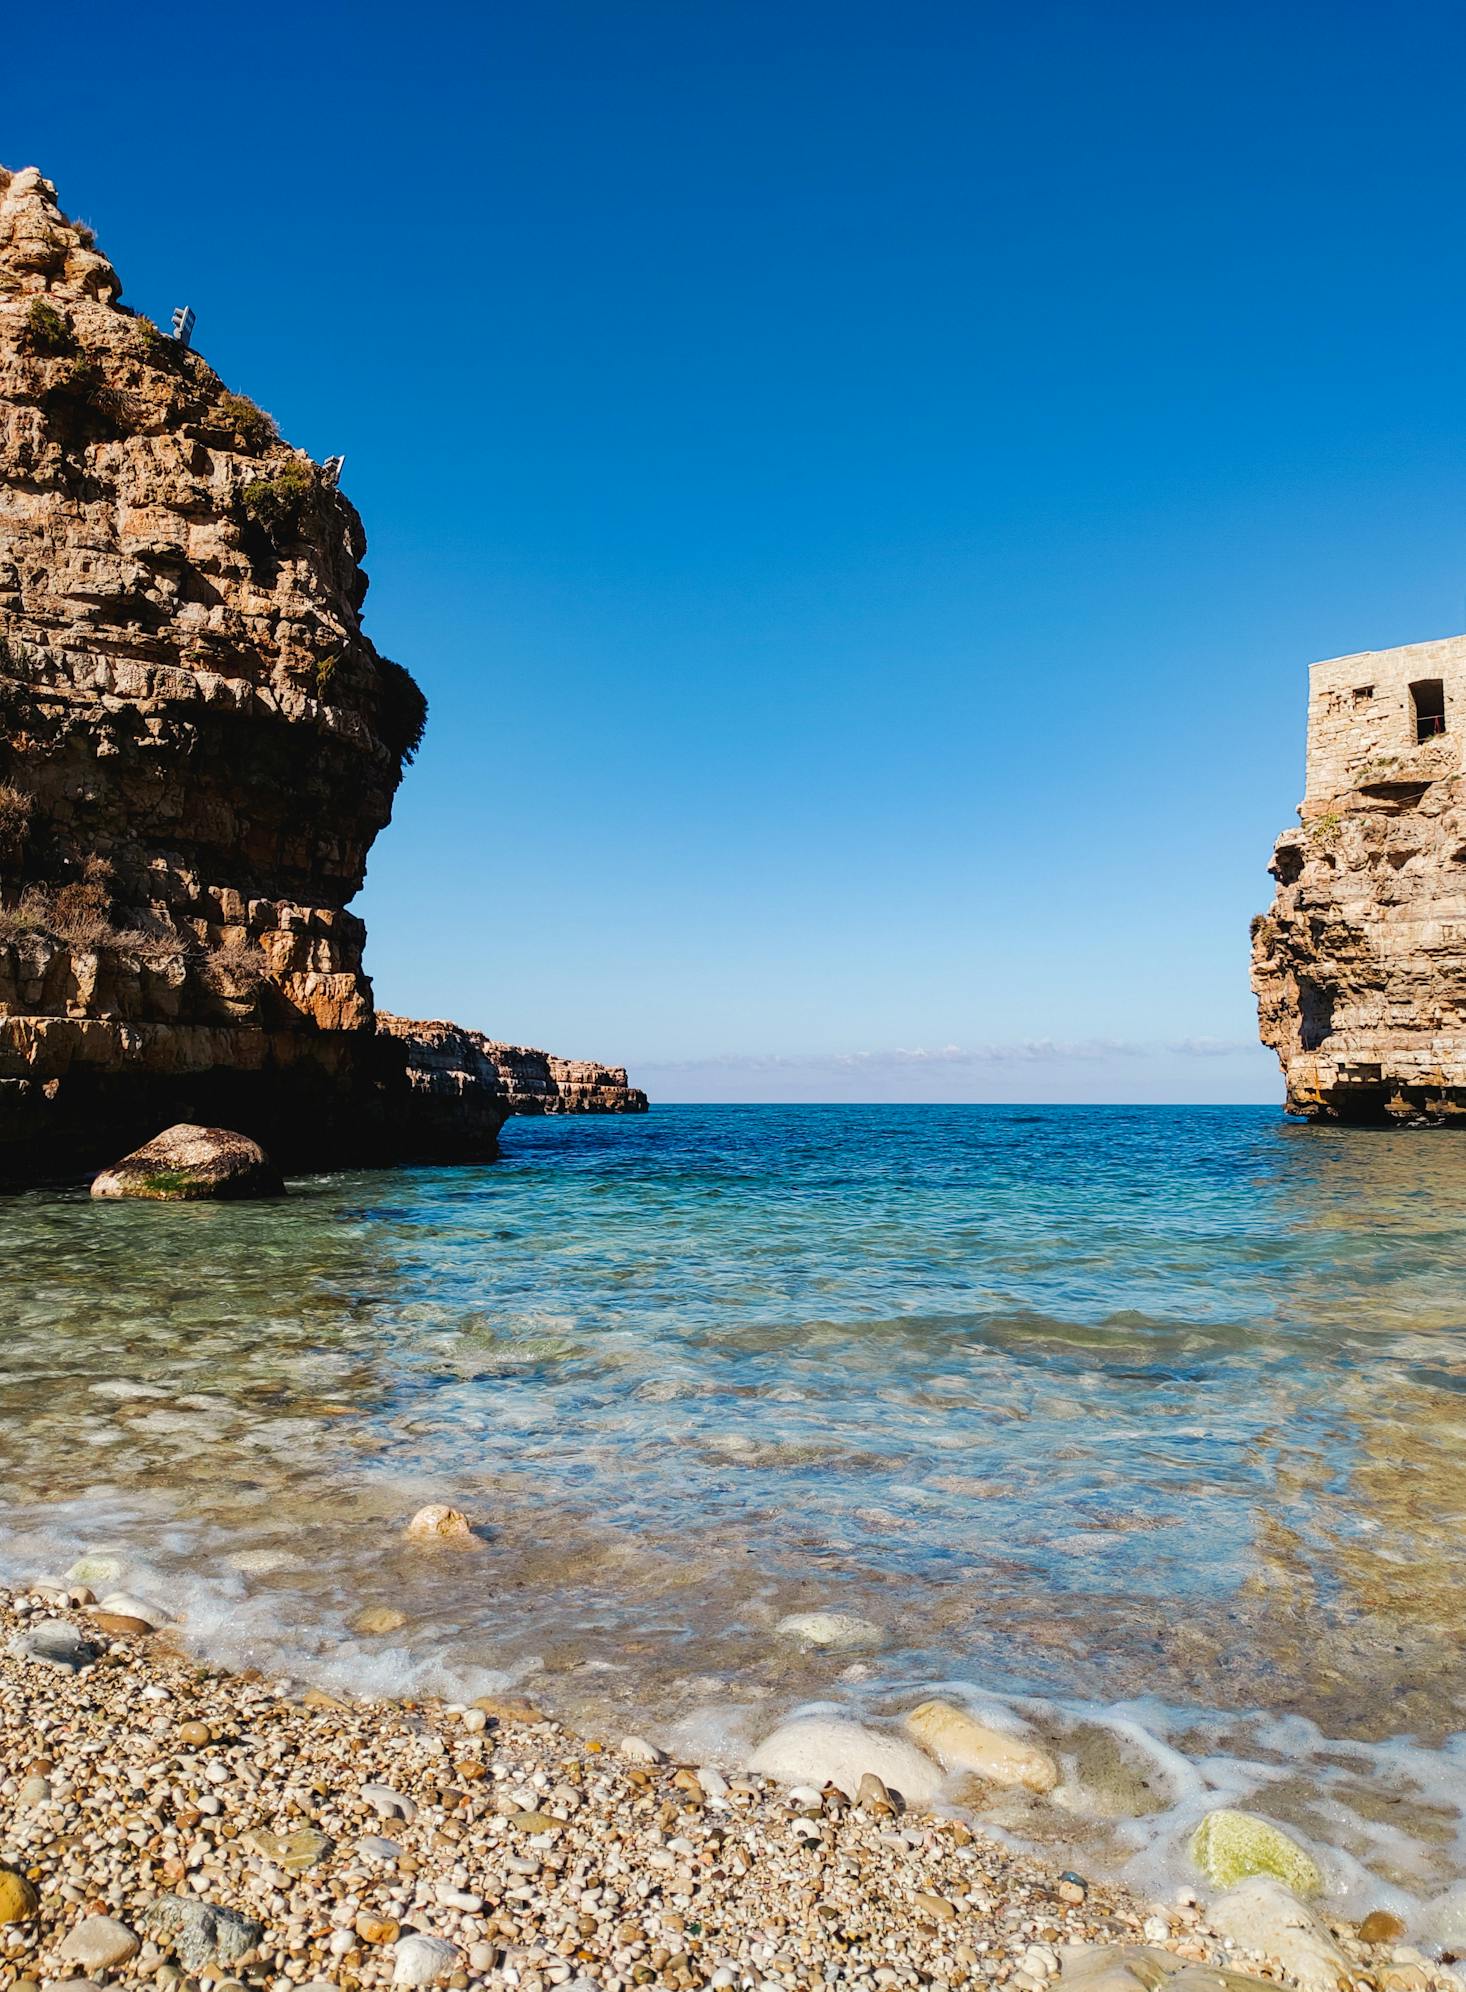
[9,1,1466,1102]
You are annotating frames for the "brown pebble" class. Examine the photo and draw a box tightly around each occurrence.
[914,1892,958,1923]
[302,1687,351,1711]
[91,1610,153,1637]
[178,1720,211,1748]
[472,1694,548,1725]
[354,1914,401,1946]
[1359,1911,1408,1946]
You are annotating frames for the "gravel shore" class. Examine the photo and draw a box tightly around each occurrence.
[0,1591,1457,1992]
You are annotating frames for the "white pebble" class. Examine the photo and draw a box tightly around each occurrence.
[619,1735,666,1765]
[434,1883,485,1912]
[393,1933,462,1986]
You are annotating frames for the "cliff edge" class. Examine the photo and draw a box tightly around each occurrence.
[0,165,644,1181]
[1252,633,1466,1122]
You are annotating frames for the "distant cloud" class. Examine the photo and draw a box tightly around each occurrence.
[628,1035,1276,1105]
[636,1036,1265,1075]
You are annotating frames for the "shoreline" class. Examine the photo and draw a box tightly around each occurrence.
[2,1589,1459,1992]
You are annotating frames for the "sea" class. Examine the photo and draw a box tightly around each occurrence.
[5,1103,1466,1932]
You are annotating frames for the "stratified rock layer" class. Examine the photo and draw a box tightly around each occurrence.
[0,165,643,1180]
[1252,633,1466,1121]
[378,1015,647,1155]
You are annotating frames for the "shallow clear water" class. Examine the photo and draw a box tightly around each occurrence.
[5,1104,1466,1924]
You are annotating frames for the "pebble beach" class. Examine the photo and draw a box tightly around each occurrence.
[3,1588,1461,1992]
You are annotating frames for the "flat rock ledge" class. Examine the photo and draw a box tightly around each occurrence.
[1,1587,1458,1992]
[90,1122,283,1201]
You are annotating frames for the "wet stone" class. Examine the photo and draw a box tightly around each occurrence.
[11,1618,92,1672]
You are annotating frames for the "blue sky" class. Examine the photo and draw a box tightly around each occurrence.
[9,1,1466,1101]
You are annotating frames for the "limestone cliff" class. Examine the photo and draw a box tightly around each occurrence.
[0,165,644,1180]
[378,1018,648,1156]
[1252,633,1466,1122]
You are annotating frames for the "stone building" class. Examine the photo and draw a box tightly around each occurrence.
[1302,634,1466,802]
[1253,633,1466,1121]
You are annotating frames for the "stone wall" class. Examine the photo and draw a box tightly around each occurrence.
[1304,634,1466,805]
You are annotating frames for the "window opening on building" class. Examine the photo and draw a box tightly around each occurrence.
[1411,679,1446,743]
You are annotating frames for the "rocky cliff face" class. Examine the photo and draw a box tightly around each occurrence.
[1252,636,1466,1122]
[378,1018,647,1157]
[0,165,644,1180]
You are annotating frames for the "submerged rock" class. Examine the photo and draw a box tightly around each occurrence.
[747,1717,942,1804]
[353,1604,409,1635]
[65,1553,125,1587]
[1063,1719,1183,1818]
[904,1698,1060,1792]
[91,1124,283,1201]
[404,1503,477,1546]
[1189,1808,1323,1896]
[775,1611,886,1652]
[1418,1885,1466,1948]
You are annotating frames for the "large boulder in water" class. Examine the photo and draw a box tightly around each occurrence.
[903,1698,1061,1791]
[1189,1808,1323,1896]
[90,1123,283,1201]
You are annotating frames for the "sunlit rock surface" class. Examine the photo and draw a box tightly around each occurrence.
[0,165,643,1180]
[1254,634,1466,1121]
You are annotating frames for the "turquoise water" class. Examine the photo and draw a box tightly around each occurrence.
[5,1104,1466,1921]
